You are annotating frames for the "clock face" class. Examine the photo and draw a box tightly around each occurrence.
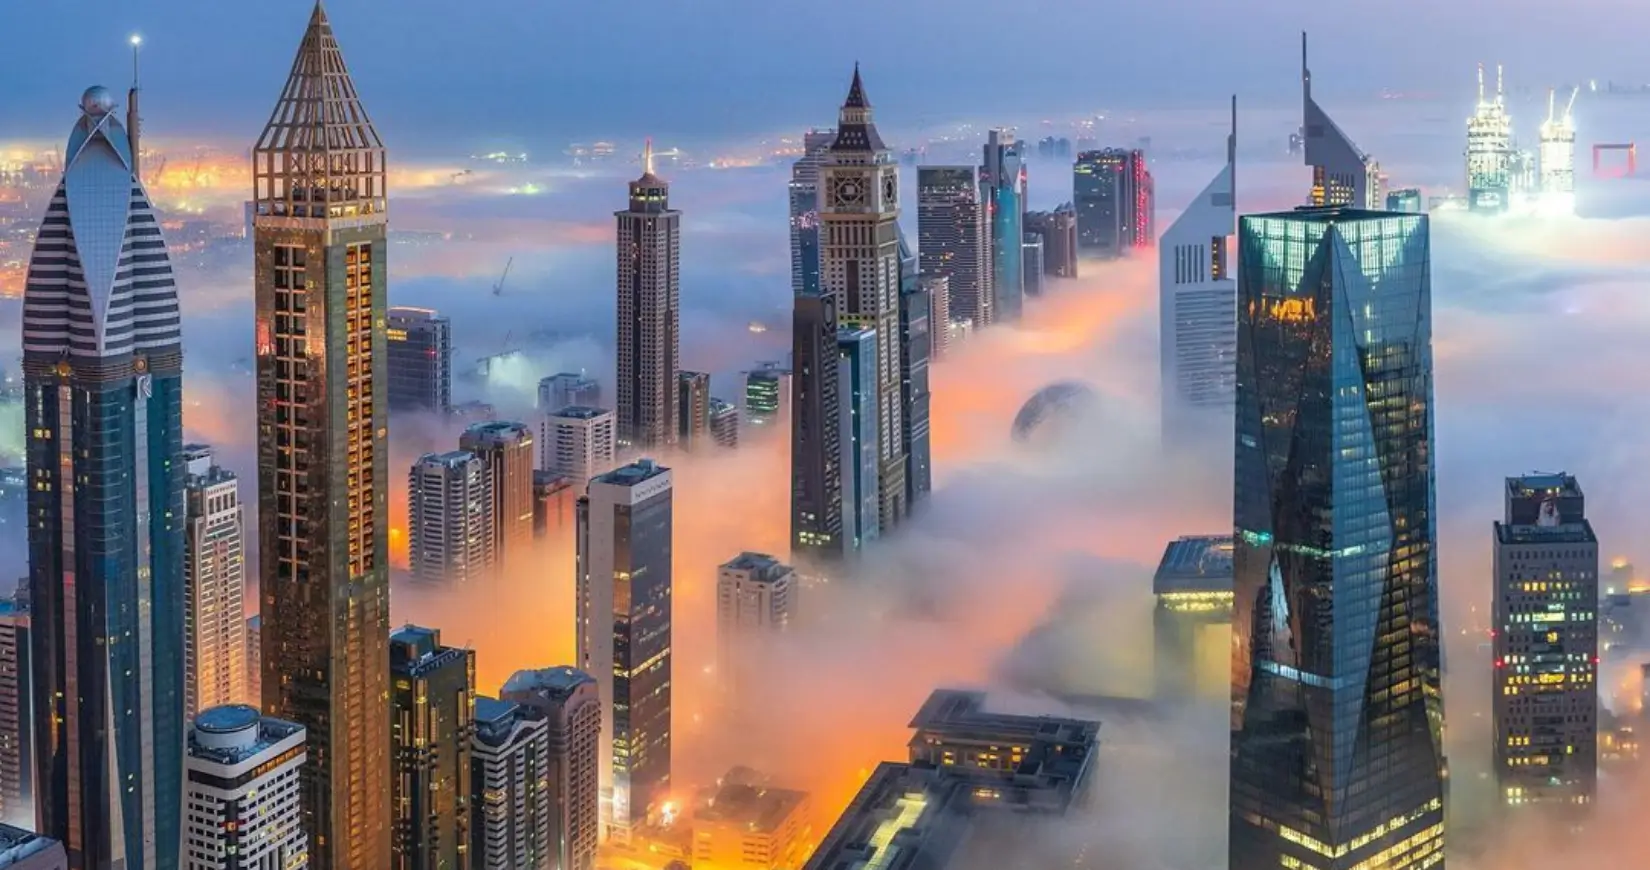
[881,174,898,207]
[832,177,864,207]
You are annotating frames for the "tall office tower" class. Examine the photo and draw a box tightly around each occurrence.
[385,306,452,415]
[0,824,66,869]
[916,166,991,327]
[182,445,248,720]
[896,237,933,513]
[709,398,739,448]
[537,372,601,413]
[461,421,535,571]
[245,615,261,705]
[1021,235,1045,297]
[184,706,308,870]
[23,82,186,867]
[0,592,29,826]
[531,472,577,539]
[836,327,881,551]
[575,461,673,839]
[676,371,711,448]
[1538,87,1578,216]
[1492,474,1598,811]
[541,406,616,484]
[1386,188,1424,213]
[390,626,476,870]
[789,129,836,297]
[819,67,906,532]
[921,275,951,360]
[253,7,392,867]
[1231,207,1443,870]
[408,451,493,586]
[741,363,791,432]
[1301,33,1384,209]
[790,293,844,562]
[980,129,1026,322]
[614,143,680,450]
[1465,64,1513,213]
[1159,98,1237,438]
[716,554,797,698]
[1074,148,1154,257]
[1152,535,1234,701]
[1024,206,1079,278]
[471,697,551,870]
[501,667,600,870]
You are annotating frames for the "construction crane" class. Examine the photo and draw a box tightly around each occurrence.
[492,256,513,296]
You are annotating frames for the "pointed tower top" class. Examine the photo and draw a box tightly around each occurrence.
[643,137,654,175]
[830,64,886,153]
[845,62,869,109]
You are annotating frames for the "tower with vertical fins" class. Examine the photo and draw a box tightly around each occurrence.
[614,139,681,451]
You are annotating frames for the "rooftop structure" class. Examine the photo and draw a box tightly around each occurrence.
[0,823,65,870]
[690,768,812,870]
[1152,535,1235,597]
[1302,32,1383,209]
[1538,87,1579,215]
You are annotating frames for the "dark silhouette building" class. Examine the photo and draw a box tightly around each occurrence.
[386,306,451,415]
[390,626,475,870]
[1074,149,1154,258]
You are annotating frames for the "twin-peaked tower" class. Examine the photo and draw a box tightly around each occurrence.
[252,5,392,869]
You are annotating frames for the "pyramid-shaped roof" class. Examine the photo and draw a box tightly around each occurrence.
[255,2,383,156]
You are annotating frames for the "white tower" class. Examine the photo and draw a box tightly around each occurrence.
[183,445,248,720]
[185,705,309,869]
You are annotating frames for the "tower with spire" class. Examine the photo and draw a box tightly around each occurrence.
[1301,32,1383,208]
[614,139,681,450]
[251,4,392,868]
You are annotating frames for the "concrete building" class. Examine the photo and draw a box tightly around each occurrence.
[980,130,1026,322]
[837,327,881,552]
[386,306,452,415]
[709,398,739,448]
[460,421,536,572]
[184,705,308,870]
[1152,535,1234,701]
[576,461,673,839]
[897,230,932,515]
[501,667,601,870]
[0,594,29,827]
[716,553,797,700]
[408,451,493,585]
[245,615,261,707]
[614,143,681,450]
[541,406,616,486]
[917,166,991,328]
[677,371,711,449]
[921,275,951,361]
[538,373,600,414]
[1301,32,1384,209]
[741,363,790,435]
[1024,206,1079,278]
[1020,235,1044,298]
[0,824,64,870]
[183,445,247,721]
[471,697,551,870]
[1074,148,1154,258]
[531,472,577,539]
[1493,473,1598,811]
[690,768,811,870]
[390,626,476,870]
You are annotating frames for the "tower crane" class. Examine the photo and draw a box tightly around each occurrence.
[492,256,513,296]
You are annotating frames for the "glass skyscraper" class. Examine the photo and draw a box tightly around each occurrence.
[980,129,1025,322]
[24,86,186,867]
[1230,207,1445,870]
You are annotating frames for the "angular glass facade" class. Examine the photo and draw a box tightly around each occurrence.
[1231,208,1445,870]
[980,131,1025,322]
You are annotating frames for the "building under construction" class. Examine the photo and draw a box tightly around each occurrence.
[1538,87,1579,215]
[1466,64,1515,211]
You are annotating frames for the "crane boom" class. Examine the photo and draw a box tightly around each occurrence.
[492,256,513,296]
[1564,86,1579,120]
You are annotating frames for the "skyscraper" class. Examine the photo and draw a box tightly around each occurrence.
[917,166,991,328]
[184,706,309,870]
[531,472,577,540]
[709,398,739,448]
[471,697,551,870]
[541,407,616,485]
[390,626,476,870]
[980,129,1026,322]
[576,461,673,839]
[1021,235,1045,298]
[1074,148,1154,257]
[790,294,844,562]
[1159,98,1237,438]
[1025,206,1079,278]
[246,615,261,706]
[386,306,452,416]
[837,327,881,552]
[741,363,791,434]
[408,451,493,586]
[677,370,711,449]
[538,372,601,414]
[789,129,836,298]
[896,234,932,513]
[460,421,535,572]
[922,275,951,360]
[1301,33,1384,209]
[615,143,680,450]
[716,554,797,700]
[819,67,906,532]
[1152,535,1234,701]
[1231,207,1443,870]
[501,667,600,870]
[24,82,186,867]
[253,10,392,866]
[1492,474,1598,811]
[183,445,248,720]
[0,591,30,828]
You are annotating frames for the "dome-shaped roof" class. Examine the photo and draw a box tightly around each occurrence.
[1011,381,1101,443]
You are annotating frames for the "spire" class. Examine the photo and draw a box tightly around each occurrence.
[1228,95,1237,202]
[643,137,654,176]
[1477,63,1485,105]
[1496,63,1505,105]
[830,64,886,153]
[844,62,869,109]
[128,33,143,182]
[1301,32,1310,97]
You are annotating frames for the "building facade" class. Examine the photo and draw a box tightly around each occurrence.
[0,824,65,870]
[1152,535,1234,701]
[183,445,248,720]
[1231,207,1443,870]
[922,275,951,360]
[23,85,186,868]
[531,472,577,540]
[245,615,261,707]
[916,166,991,328]
[460,421,535,572]
[716,554,797,701]
[896,235,932,513]
[501,667,601,870]
[614,144,681,450]
[742,364,791,434]
[1025,206,1079,279]
[837,327,881,552]
[1492,474,1598,811]
[390,626,476,870]
[790,294,844,562]
[576,461,673,839]
[538,372,600,414]
[0,593,29,827]
[1302,33,1384,209]
[184,706,308,870]
[541,406,616,486]
[1074,148,1154,257]
[408,451,493,586]
[980,129,1026,322]
[386,306,452,415]
[471,697,551,870]
[677,371,711,449]
[1021,235,1045,298]
[690,769,811,870]
[789,130,836,298]
[253,8,393,867]
[709,398,739,448]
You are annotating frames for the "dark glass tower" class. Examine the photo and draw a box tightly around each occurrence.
[896,230,932,512]
[385,306,452,415]
[980,129,1025,322]
[390,625,475,870]
[1231,207,1444,870]
[252,6,392,868]
[24,85,185,869]
[614,144,681,450]
[790,294,844,561]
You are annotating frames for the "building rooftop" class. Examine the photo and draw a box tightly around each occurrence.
[801,763,980,870]
[387,306,446,322]
[187,706,304,767]
[414,450,477,470]
[390,624,468,678]
[1152,535,1235,595]
[549,405,611,421]
[907,691,1098,781]
[0,822,62,867]
[1250,206,1417,224]
[722,552,793,581]
[463,420,532,440]
[693,769,808,835]
[595,458,669,486]
[501,665,595,699]
[1507,472,1583,500]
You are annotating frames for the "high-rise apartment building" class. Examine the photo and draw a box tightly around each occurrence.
[184,705,308,870]
[390,626,476,870]
[471,697,551,870]
[789,129,836,298]
[576,461,673,839]
[1231,207,1443,870]
[1074,148,1154,257]
[253,8,392,867]
[837,327,881,552]
[981,129,1026,322]
[1492,473,1598,810]
[245,615,261,706]
[386,306,452,415]
[1159,99,1237,439]
[0,592,29,827]
[24,83,186,866]
[1301,33,1384,209]
[615,144,680,450]
[183,445,248,720]
[461,421,535,571]
[921,275,951,361]
[540,406,616,485]
[818,67,906,532]
[408,451,493,586]
[896,236,932,513]
[917,166,991,328]
[791,293,844,562]
[717,553,797,700]
[1025,206,1079,278]
[501,667,600,870]
[538,372,601,414]
[1021,235,1045,298]
[742,363,791,434]
[677,371,711,449]
[709,398,739,448]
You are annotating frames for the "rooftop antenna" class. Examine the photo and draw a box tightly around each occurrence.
[1476,63,1485,106]
[1228,94,1237,202]
[643,137,654,176]
[1546,88,1556,124]
[1496,64,1505,105]
[128,33,143,181]
[1301,31,1310,97]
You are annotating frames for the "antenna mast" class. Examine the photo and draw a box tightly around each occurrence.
[128,34,143,181]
